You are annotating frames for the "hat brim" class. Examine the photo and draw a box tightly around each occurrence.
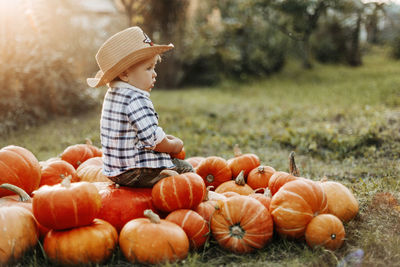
[87,44,174,88]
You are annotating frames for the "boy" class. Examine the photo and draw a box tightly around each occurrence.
[87,26,193,187]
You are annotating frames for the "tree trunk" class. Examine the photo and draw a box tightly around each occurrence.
[348,11,362,66]
[301,34,312,69]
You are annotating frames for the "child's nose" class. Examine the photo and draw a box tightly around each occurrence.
[153,71,157,78]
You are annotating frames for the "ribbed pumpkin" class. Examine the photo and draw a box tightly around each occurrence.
[97,183,155,232]
[249,188,272,211]
[166,209,209,249]
[0,145,41,197]
[0,184,49,239]
[247,165,275,192]
[319,178,359,222]
[119,209,189,264]
[268,152,300,196]
[227,144,260,178]
[194,199,217,223]
[39,159,79,187]
[270,179,328,239]
[170,147,186,160]
[186,156,205,169]
[196,156,232,188]
[215,171,254,196]
[305,214,345,250]
[152,170,206,212]
[60,140,102,169]
[211,196,273,254]
[44,219,118,265]
[76,157,111,182]
[0,206,38,265]
[32,178,101,230]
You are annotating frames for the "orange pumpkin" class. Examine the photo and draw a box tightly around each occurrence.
[76,157,111,182]
[186,156,205,169]
[227,144,260,178]
[196,156,232,188]
[44,219,118,265]
[270,179,328,239]
[215,171,254,196]
[166,209,209,249]
[211,196,273,254]
[268,152,300,196]
[152,170,206,212]
[0,206,38,265]
[32,178,101,230]
[319,178,358,222]
[0,145,41,197]
[60,140,102,169]
[194,199,217,223]
[39,159,79,187]
[119,209,189,264]
[247,165,275,192]
[249,188,272,211]
[305,214,345,250]
[170,147,186,160]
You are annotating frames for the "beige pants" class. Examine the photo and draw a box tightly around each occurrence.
[108,158,194,188]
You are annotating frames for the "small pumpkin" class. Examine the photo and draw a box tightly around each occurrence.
[305,214,345,250]
[215,170,254,196]
[32,177,102,230]
[196,156,232,188]
[60,139,102,169]
[270,179,328,239]
[39,159,79,187]
[76,157,111,182]
[186,156,205,169]
[268,151,300,196]
[119,209,189,264]
[166,209,209,249]
[0,145,41,197]
[211,195,273,254]
[227,144,260,178]
[249,188,272,211]
[247,165,275,192]
[0,206,38,265]
[319,177,359,222]
[44,219,118,265]
[170,147,186,160]
[152,170,206,212]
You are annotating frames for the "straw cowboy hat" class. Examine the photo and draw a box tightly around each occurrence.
[87,26,174,88]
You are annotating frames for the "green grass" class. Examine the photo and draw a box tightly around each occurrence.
[2,47,400,266]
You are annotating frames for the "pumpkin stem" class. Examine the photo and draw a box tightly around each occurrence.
[0,183,31,202]
[159,169,179,177]
[233,144,242,157]
[331,234,336,240]
[289,151,300,176]
[321,176,329,183]
[204,186,215,201]
[85,138,93,145]
[144,209,161,224]
[206,174,214,183]
[230,225,245,239]
[61,175,72,188]
[234,170,246,186]
[257,166,265,173]
[264,188,272,197]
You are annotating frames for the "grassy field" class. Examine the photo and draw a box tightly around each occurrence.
[1,47,400,266]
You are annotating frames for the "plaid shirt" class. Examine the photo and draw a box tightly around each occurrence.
[100,81,174,177]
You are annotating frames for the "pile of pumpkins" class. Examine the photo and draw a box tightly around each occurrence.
[0,142,359,265]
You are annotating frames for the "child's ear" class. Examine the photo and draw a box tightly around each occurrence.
[118,71,129,82]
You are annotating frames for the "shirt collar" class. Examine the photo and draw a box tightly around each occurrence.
[109,81,150,97]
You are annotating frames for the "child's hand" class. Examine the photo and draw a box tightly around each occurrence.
[170,147,185,160]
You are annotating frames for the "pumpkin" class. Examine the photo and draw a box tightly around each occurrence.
[119,209,189,264]
[60,139,102,169]
[270,179,328,239]
[97,183,155,232]
[211,195,273,254]
[268,151,300,196]
[152,170,206,212]
[44,219,118,265]
[215,171,254,196]
[247,165,275,192]
[0,183,49,239]
[32,177,101,230]
[305,214,345,250]
[186,156,205,169]
[249,188,272,211]
[39,159,79,187]
[166,209,209,249]
[76,157,111,182]
[227,144,260,178]
[0,145,41,197]
[194,199,217,223]
[170,147,186,160]
[0,206,38,265]
[319,178,359,222]
[195,156,232,188]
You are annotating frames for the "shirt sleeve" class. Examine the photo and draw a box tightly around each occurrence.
[127,95,160,149]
